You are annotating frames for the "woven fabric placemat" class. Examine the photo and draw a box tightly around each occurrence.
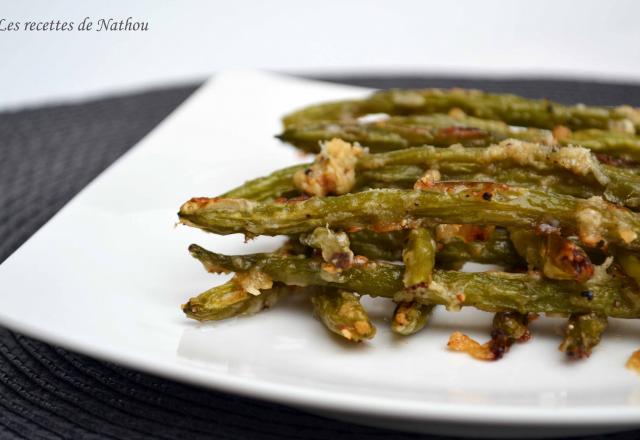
[1,76,639,440]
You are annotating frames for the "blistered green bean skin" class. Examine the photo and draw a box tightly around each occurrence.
[559,312,608,359]
[282,88,639,131]
[402,228,435,287]
[180,183,640,250]
[182,280,290,321]
[188,245,640,318]
[391,301,435,336]
[311,289,376,342]
[489,312,532,359]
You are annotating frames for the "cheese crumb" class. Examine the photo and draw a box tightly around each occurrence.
[447,331,495,361]
[234,270,273,296]
[627,350,640,373]
[414,280,462,311]
[576,205,604,247]
[293,138,365,196]
[483,139,609,185]
[414,169,441,189]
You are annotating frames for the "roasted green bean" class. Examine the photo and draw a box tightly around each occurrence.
[311,289,376,341]
[279,113,640,160]
[402,228,436,287]
[182,279,292,321]
[391,301,435,336]
[179,183,640,250]
[283,88,640,131]
[348,227,523,268]
[559,312,608,359]
[188,246,640,318]
[218,141,640,208]
[489,312,534,359]
[559,129,640,161]
[278,114,553,153]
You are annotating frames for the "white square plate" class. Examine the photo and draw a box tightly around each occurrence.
[1,71,639,438]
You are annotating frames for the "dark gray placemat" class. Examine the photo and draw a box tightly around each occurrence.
[0,75,639,440]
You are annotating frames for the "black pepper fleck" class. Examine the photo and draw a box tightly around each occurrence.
[580,290,594,301]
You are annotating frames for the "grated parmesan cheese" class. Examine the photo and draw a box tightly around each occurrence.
[483,139,609,185]
[293,138,365,196]
[234,270,273,296]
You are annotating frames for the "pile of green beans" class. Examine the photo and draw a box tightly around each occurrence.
[179,88,640,361]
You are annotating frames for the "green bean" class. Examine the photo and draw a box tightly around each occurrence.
[348,228,523,267]
[279,114,640,161]
[559,312,608,359]
[182,279,292,322]
[357,141,611,184]
[219,142,640,209]
[360,165,594,198]
[392,228,437,336]
[356,143,640,202]
[403,228,436,287]
[561,129,640,160]
[362,163,640,208]
[283,88,640,131]
[437,230,524,269]
[188,245,640,318]
[221,164,306,201]
[188,243,402,295]
[391,301,435,336]
[488,312,533,359]
[311,289,376,342]
[179,183,640,250]
[278,114,553,153]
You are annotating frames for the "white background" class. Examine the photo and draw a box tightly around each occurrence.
[1,0,640,109]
